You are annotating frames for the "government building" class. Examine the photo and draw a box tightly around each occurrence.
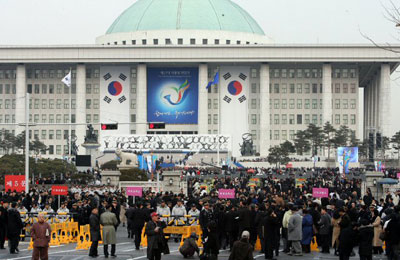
[0,0,399,158]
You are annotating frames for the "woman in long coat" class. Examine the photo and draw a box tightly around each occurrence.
[301,209,313,253]
[371,209,383,254]
[331,211,341,256]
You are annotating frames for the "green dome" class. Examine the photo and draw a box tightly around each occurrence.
[106,0,265,35]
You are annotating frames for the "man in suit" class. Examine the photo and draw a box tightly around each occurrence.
[7,202,23,254]
[288,206,303,256]
[145,212,168,260]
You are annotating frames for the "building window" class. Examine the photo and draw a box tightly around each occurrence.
[64,114,69,123]
[86,99,91,109]
[304,83,310,94]
[251,68,257,78]
[282,99,287,109]
[251,99,257,109]
[343,84,348,93]
[41,114,46,123]
[64,99,69,109]
[289,84,295,93]
[56,145,62,155]
[56,114,61,123]
[282,114,287,124]
[312,114,318,124]
[49,114,54,123]
[131,100,136,109]
[305,114,310,124]
[153,39,158,45]
[343,114,348,125]
[335,84,340,93]
[49,84,54,94]
[56,84,62,94]
[342,99,348,109]
[86,114,91,123]
[34,114,39,123]
[297,114,302,124]
[342,69,349,78]
[42,84,47,94]
[289,99,295,109]
[289,130,295,140]
[274,84,279,93]
[226,40,230,44]
[56,99,62,109]
[297,69,303,78]
[130,114,136,123]
[304,69,310,78]
[5,99,10,109]
[305,99,310,109]
[213,114,218,124]
[289,69,295,78]
[334,69,341,78]
[48,145,54,154]
[335,114,340,125]
[165,38,172,45]
[350,99,356,109]
[274,114,279,124]
[289,114,295,125]
[320,99,323,109]
[351,84,356,93]
[41,130,47,140]
[312,84,318,93]
[252,130,257,140]
[273,69,280,78]
[71,99,76,109]
[274,130,280,140]
[297,99,302,109]
[281,69,287,78]
[131,84,137,94]
[178,39,183,45]
[93,99,99,109]
[142,39,147,45]
[208,99,211,109]
[132,40,136,45]
[208,114,211,125]
[351,114,356,124]
[251,83,257,93]
[251,114,257,124]
[202,39,208,45]
[213,99,218,109]
[297,84,302,93]
[350,69,356,78]
[56,130,61,140]
[335,99,340,109]
[190,39,196,45]
[274,99,279,109]
[281,83,287,93]
[282,130,287,140]
[312,99,317,109]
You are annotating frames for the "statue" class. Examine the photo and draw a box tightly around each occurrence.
[84,124,98,144]
[115,148,138,168]
[240,133,255,156]
[70,135,78,155]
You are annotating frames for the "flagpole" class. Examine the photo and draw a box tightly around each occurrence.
[68,68,72,162]
[217,68,220,167]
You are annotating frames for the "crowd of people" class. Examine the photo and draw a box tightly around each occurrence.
[1,167,400,260]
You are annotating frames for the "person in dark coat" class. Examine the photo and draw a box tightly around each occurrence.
[225,205,239,250]
[0,201,8,250]
[228,231,253,260]
[318,207,331,254]
[7,202,23,254]
[338,222,357,260]
[89,208,101,258]
[301,209,313,253]
[125,204,135,239]
[237,202,251,237]
[132,203,147,250]
[203,221,219,260]
[358,219,374,260]
[179,232,200,258]
[199,203,214,240]
[263,208,279,260]
[145,212,169,260]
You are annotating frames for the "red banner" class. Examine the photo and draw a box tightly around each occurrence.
[5,175,26,192]
[52,186,68,196]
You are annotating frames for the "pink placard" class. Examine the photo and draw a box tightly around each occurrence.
[312,188,329,198]
[126,187,143,197]
[397,173,400,179]
[218,189,235,199]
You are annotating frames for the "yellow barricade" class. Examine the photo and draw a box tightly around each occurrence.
[311,236,319,252]
[49,224,60,246]
[140,223,148,247]
[76,224,91,250]
[69,222,79,243]
[58,223,70,244]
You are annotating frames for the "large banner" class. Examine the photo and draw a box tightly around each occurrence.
[337,147,358,174]
[100,66,131,140]
[220,66,250,157]
[5,175,25,192]
[147,68,198,124]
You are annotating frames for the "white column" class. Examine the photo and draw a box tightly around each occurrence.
[363,85,367,138]
[76,64,86,151]
[373,75,379,128]
[136,64,147,134]
[198,63,208,134]
[322,64,333,124]
[15,64,26,134]
[368,81,373,132]
[379,64,391,136]
[259,64,270,157]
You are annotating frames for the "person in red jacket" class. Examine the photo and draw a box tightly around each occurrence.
[30,213,51,260]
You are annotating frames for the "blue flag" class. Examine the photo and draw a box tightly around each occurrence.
[206,72,219,89]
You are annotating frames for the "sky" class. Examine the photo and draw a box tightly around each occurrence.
[0,0,399,135]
